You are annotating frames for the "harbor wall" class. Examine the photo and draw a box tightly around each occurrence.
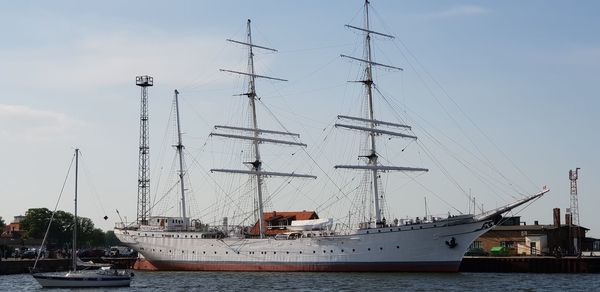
[0,257,136,275]
[0,259,70,275]
[460,256,600,273]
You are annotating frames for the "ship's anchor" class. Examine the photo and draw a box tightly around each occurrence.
[445,237,457,248]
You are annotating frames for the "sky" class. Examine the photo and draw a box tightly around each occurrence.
[0,1,599,237]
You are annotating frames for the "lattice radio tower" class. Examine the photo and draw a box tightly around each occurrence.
[136,75,153,225]
[569,167,581,226]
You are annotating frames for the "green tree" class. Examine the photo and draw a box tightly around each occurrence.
[21,208,54,240]
[0,216,5,229]
[52,210,75,246]
[20,208,107,248]
[105,230,121,246]
[78,217,105,247]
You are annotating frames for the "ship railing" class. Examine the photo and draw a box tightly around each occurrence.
[114,222,139,230]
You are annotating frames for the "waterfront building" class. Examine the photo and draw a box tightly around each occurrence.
[470,208,588,256]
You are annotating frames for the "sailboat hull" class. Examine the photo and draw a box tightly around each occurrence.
[32,273,131,288]
[115,218,491,272]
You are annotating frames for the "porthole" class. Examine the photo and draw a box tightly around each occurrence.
[226,252,229,254]
[286,251,289,254]
[390,229,393,232]
[368,248,371,251]
[396,246,400,249]
[379,247,383,251]
[214,251,217,254]
[341,249,344,252]
[411,227,414,230]
[313,251,316,254]
[352,249,355,252]
[378,230,381,233]
[420,226,423,229]
[299,251,303,254]
[366,231,370,234]
[330,250,333,253]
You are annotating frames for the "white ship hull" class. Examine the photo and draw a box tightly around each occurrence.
[115,217,493,272]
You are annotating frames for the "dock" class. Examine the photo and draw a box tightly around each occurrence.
[0,259,70,275]
[0,257,136,275]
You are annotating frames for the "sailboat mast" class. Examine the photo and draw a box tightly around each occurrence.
[174,89,187,223]
[245,19,266,238]
[362,0,383,225]
[72,148,79,271]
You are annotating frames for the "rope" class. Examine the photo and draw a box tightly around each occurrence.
[33,151,76,270]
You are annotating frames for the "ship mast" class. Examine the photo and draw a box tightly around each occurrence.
[336,0,428,227]
[364,1,382,225]
[173,89,187,224]
[245,20,266,238]
[211,19,315,238]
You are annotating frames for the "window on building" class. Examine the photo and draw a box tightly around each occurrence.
[469,241,482,250]
[501,241,514,248]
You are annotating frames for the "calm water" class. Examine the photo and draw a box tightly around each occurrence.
[1,271,599,291]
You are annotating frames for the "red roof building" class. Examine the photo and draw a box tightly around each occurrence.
[248,211,318,236]
[1,215,24,239]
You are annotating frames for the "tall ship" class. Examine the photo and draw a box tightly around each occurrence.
[115,1,548,272]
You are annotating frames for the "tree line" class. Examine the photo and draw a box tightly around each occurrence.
[19,208,119,248]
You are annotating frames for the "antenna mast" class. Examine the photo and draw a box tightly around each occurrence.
[569,168,581,226]
[174,89,187,224]
[136,75,153,226]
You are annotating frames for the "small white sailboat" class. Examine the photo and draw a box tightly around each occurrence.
[32,149,133,288]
